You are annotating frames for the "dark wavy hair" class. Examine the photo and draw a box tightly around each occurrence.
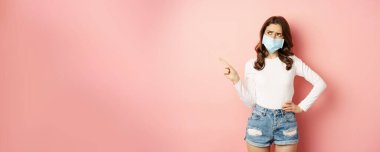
[254,16,294,71]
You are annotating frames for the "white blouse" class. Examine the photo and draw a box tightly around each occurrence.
[233,55,327,112]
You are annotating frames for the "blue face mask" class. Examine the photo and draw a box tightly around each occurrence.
[262,34,284,53]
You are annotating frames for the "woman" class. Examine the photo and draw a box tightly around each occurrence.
[220,16,327,152]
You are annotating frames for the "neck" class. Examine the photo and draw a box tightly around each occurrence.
[267,52,278,59]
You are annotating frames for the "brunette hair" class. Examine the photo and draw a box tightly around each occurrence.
[254,16,294,70]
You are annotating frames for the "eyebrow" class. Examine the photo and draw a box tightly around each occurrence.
[266,30,282,34]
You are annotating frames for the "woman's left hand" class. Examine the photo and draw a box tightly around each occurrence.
[282,101,303,113]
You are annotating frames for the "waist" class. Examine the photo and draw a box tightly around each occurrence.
[253,104,291,115]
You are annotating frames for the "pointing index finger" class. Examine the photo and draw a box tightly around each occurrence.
[218,57,231,67]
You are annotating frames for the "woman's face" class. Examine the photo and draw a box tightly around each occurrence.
[264,24,284,39]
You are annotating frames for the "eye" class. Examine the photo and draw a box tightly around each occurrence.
[276,33,283,37]
[267,31,272,35]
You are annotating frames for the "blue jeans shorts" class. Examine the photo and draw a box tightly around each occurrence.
[244,104,299,147]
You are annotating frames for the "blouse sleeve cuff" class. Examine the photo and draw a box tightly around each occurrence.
[298,103,309,112]
[233,79,242,88]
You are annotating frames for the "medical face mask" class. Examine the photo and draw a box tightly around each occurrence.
[262,34,284,53]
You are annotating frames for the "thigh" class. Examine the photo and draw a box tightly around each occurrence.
[245,110,272,146]
[274,144,297,152]
[273,112,299,145]
[247,143,270,152]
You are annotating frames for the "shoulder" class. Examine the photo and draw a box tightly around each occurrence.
[244,56,257,73]
[245,56,257,67]
[289,54,301,61]
[246,56,255,64]
[289,54,303,65]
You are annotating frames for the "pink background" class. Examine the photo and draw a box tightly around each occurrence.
[1,0,379,152]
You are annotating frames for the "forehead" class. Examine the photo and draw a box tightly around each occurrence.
[265,24,282,33]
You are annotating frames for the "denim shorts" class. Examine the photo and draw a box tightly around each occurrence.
[244,104,299,147]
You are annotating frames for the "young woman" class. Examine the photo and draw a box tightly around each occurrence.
[220,16,327,152]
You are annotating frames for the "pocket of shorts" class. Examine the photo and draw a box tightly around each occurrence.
[285,112,296,122]
[250,110,264,120]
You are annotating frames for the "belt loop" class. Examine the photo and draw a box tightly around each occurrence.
[264,108,267,116]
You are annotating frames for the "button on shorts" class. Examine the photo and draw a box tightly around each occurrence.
[244,104,299,147]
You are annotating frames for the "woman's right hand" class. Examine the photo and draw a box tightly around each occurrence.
[219,57,240,84]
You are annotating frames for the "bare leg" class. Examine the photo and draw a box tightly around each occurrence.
[274,144,297,152]
[246,143,270,152]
